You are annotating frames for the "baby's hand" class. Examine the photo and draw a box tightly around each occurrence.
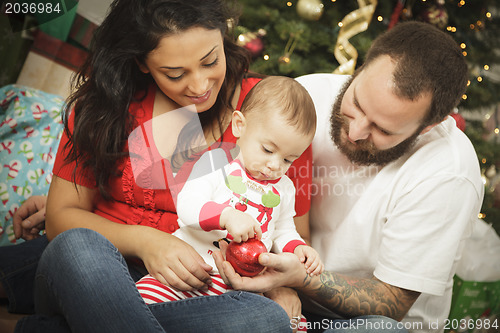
[220,207,262,243]
[294,245,324,276]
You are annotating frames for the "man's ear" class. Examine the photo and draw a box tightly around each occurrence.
[135,58,149,74]
[419,116,447,135]
[232,111,246,138]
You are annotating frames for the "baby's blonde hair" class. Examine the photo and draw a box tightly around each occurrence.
[240,76,316,136]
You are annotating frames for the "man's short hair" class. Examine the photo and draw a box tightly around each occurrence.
[363,21,468,126]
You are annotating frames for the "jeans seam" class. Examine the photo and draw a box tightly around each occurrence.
[113,250,165,332]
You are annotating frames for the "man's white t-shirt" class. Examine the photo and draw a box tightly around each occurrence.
[296,74,484,332]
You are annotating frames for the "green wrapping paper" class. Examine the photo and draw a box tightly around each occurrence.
[34,0,79,41]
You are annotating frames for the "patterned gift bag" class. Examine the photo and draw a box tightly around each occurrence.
[0,84,64,245]
[447,277,500,333]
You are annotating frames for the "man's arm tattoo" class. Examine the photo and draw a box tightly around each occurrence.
[299,272,420,321]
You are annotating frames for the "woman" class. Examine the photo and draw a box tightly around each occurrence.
[1,0,312,331]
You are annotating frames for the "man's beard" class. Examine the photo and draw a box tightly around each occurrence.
[330,79,421,167]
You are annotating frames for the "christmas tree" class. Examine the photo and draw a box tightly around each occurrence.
[236,0,500,233]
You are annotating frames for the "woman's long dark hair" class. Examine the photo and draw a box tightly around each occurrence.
[64,0,250,199]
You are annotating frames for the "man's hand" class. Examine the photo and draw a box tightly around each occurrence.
[214,240,420,321]
[13,195,47,240]
[213,240,306,293]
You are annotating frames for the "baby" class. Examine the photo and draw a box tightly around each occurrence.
[137,77,322,312]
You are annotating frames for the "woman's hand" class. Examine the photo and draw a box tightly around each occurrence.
[138,229,214,291]
[264,287,302,333]
[13,195,47,240]
[264,287,301,319]
[213,240,306,293]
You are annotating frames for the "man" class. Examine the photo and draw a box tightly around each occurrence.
[214,21,484,333]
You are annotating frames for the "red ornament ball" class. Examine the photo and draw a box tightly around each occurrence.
[244,37,264,57]
[226,238,267,277]
[450,112,466,132]
[237,32,264,58]
[418,4,448,30]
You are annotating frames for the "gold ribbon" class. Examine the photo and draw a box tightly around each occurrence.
[333,0,378,75]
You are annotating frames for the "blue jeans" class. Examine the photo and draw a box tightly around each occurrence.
[0,235,49,314]
[16,228,291,333]
[2,229,409,333]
